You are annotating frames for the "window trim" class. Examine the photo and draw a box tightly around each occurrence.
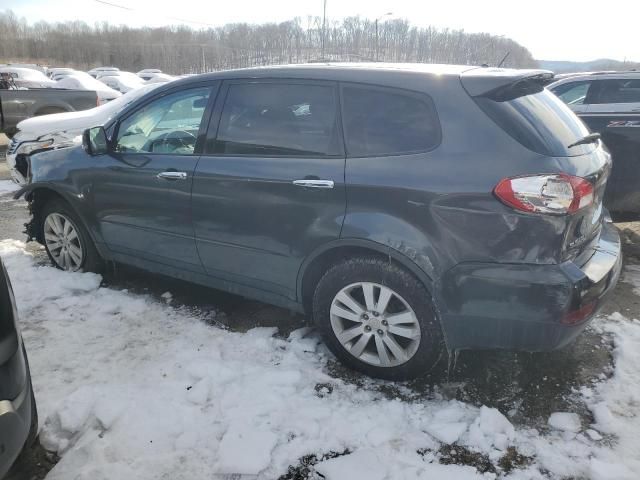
[591,78,640,105]
[203,78,345,159]
[550,80,593,106]
[339,81,442,159]
[110,81,219,157]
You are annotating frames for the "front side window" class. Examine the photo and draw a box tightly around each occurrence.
[115,87,210,155]
[214,82,341,157]
[593,79,640,104]
[550,81,591,105]
[342,85,440,157]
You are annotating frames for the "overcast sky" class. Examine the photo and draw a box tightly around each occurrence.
[4,0,639,62]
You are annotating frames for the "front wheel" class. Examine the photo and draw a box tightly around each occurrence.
[40,199,103,273]
[312,257,444,380]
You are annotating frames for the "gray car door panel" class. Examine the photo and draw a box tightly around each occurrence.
[192,79,346,297]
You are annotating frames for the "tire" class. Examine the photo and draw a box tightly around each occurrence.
[40,198,103,273]
[312,256,444,381]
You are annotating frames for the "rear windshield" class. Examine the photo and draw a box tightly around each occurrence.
[474,82,594,157]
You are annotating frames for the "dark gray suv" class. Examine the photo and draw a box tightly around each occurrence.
[16,64,622,380]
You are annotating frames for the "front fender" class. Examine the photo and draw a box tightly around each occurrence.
[12,147,108,254]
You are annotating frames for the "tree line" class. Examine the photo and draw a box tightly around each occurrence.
[0,10,538,74]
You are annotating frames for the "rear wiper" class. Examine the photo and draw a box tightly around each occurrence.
[567,133,601,149]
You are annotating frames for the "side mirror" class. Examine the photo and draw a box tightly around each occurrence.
[82,126,108,156]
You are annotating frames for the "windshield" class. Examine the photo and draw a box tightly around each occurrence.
[475,82,594,157]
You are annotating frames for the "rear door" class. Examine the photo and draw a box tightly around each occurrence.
[192,79,346,298]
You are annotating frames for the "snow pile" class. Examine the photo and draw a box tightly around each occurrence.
[1,239,639,479]
[581,317,640,478]
[547,412,581,433]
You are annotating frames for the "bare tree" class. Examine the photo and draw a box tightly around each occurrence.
[0,10,540,73]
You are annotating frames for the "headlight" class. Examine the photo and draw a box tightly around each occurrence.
[17,139,55,155]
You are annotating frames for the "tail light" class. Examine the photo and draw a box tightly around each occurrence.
[494,174,594,215]
[561,300,597,325]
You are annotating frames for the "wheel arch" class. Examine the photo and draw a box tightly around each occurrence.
[22,186,104,251]
[297,238,435,315]
[33,106,68,117]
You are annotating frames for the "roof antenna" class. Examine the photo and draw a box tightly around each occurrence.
[497,51,510,68]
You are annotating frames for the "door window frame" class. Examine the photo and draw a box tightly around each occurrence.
[110,81,220,157]
[203,78,345,159]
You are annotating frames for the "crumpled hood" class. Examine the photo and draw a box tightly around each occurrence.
[16,109,101,138]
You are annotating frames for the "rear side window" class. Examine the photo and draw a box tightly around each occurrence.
[550,81,591,105]
[475,83,593,157]
[593,79,640,104]
[341,85,440,157]
[214,82,341,157]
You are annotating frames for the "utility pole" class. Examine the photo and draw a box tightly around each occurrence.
[375,12,392,62]
[321,0,327,60]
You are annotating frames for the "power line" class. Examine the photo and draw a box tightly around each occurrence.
[93,0,219,27]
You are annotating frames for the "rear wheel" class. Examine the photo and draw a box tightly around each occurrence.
[40,199,103,273]
[312,256,444,380]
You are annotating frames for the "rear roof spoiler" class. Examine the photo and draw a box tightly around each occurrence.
[460,67,555,97]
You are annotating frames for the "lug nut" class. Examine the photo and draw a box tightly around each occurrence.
[364,325,372,332]
[372,311,379,317]
[382,320,388,326]
[377,329,384,335]
[362,314,369,320]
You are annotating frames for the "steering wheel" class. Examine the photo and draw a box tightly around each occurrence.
[152,130,196,153]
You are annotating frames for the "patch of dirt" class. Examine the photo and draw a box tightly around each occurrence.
[5,439,59,480]
[278,449,351,480]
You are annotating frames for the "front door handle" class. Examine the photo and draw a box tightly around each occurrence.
[157,171,187,181]
[292,179,334,189]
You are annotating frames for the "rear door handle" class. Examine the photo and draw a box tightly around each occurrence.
[157,171,187,180]
[292,179,334,189]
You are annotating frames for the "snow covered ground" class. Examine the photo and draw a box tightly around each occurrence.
[1,238,639,480]
[0,180,20,195]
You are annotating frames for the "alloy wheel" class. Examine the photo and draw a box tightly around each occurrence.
[44,213,84,271]
[330,282,421,367]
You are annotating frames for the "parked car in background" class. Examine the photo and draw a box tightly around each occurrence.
[0,257,38,479]
[98,73,143,93]
[56,73,121,104]
[137,68,162,81]
[87,66,119,78]
[143,73,176,84]
[0,67,56,89]
[47,67,75,79]
[51,72,76,82]
[6,83,160,184]
[0,87,98,138]
[0,64,46,75]
[18,64,621,380]
[549,72,640,215]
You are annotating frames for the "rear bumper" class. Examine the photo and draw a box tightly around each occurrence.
[0,348,33,478]
[438,221,622,351]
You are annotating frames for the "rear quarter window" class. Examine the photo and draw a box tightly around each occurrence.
[341,85,440,157]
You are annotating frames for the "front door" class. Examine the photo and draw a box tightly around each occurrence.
[192,80,346,298]
[92,85,216,272]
